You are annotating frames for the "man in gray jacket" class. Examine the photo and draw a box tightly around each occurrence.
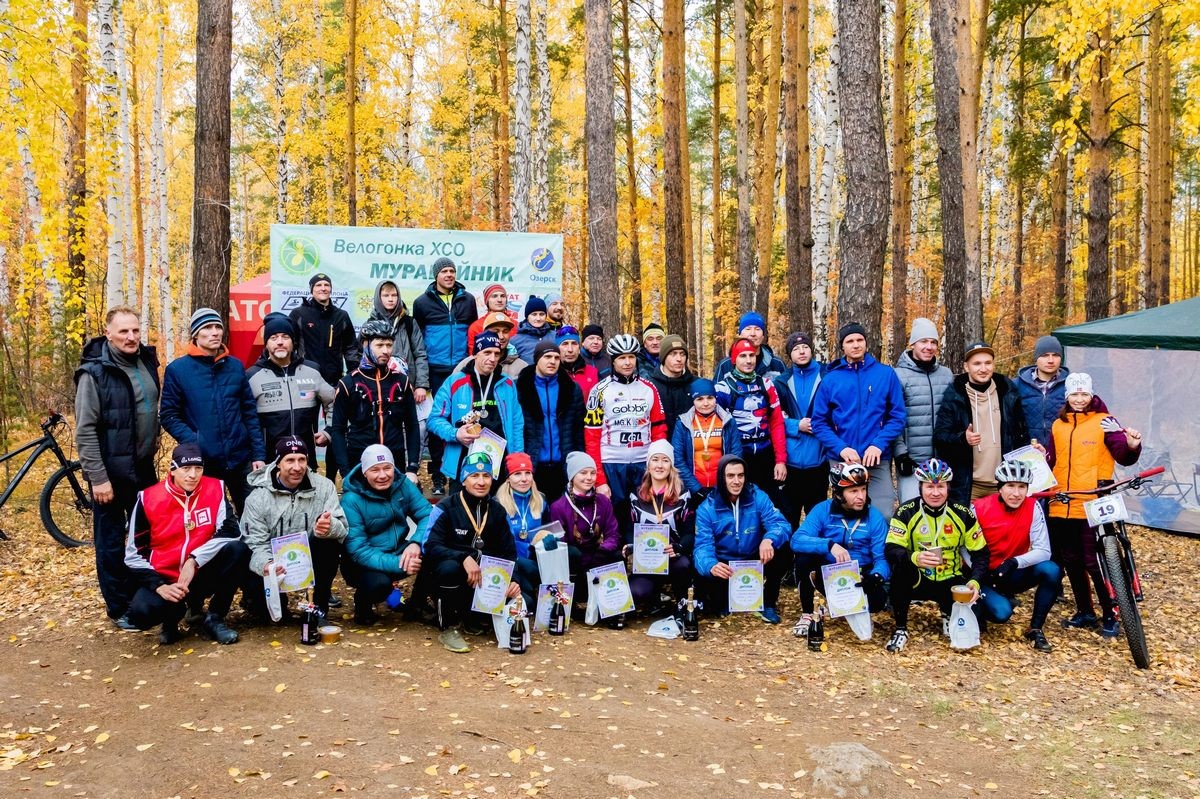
[893,318,954,501]
[241,437,349,616]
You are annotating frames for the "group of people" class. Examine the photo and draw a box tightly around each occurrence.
[75,258,1143,653]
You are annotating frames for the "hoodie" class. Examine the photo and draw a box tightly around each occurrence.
[692,455,791,575]
[367,280,430,390]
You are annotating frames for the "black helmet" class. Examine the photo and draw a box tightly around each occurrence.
[359,319,396,343]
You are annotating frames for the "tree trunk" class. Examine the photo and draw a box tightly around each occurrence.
[889,0,911,358]
[117,8,137,302]
[1009,14,1027,348]
[620,0,642,327]
[67,0,88,331]
[663,0,687,337]
[346,0,357,224]
[958,0,985,343]
[752,0,783,322]
[1084,20,1112,321]
[835,0,888,350]
[153,8,174,359]
[98,0,125,306]
[1147,11,1172,307]
[734,0,754,305]
[496,0,512,229]
[783,0,813,334]
[1049,128,1068,326]
[711,0,726,361]
[272,0,288,222]
[930,0,969,363]
[192,0,233,316]
[313,0,334,223]
[584,0,619,334]
[532,1,550,225]
[511,0,532,231]
[812,53,839,356]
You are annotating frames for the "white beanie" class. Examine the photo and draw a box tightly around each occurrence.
[360,444,395,472]
[1065,372,1093,398]
[565,451,596,484]
[646,439,674,463]
[908,317,939,347]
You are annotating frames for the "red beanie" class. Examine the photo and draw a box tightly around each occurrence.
[730,338,756,360]
[484,283,507,301]
[505,452,534,475]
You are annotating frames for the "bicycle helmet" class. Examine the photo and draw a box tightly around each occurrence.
[359,319,396,343]
[606,334,641,357]
[994,459,1034,486]
[829,462,870,490]
[913,458,954,484]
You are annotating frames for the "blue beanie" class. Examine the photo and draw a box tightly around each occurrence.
[460,451,494,481]
[738,311,766,332]
[689,377,717,398]
[189,307,224,339]
[524,295,548,318]
[556,325,581,344]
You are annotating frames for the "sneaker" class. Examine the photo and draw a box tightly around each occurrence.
[327,595,343,609]
[941,614,951,636]
[199,613,239,645]
[1099,615,1120,638]
[1062,611,1098,629]
[1025,628,1053,652]
[354,605,380,626]
[757,607,782,625]
[111,614,139,632]
[792,613,814,638]
[158,624,186,645]
[886,628,909,653]
[431,480,446,498]
[439,626,471,653]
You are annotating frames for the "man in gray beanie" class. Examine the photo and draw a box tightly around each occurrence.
[1016,335,1070,443]
[893,318,953,501]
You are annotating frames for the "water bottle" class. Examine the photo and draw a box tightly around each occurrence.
[682,587,700,641]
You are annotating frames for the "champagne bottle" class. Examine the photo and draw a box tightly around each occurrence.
[807,603,826,653]
[509,599,528,655]
[549,583,567,636]
[682,587,700,641]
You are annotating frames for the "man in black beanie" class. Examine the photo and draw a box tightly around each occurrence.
[580,323,611,378]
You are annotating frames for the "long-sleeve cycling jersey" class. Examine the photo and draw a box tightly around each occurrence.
[583,374,667,486]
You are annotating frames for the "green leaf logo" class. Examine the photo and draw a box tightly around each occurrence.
[279,236,320,275]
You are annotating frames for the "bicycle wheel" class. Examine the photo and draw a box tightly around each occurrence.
[40,461,94,548]
[1100,533,1149,669]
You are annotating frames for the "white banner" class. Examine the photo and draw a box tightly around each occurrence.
[270,224,564,326]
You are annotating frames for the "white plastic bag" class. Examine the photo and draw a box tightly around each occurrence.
[584,590,600,626]
[534,537,571,585]
[646,616,682,639]
[264,569,283,622]
[948,601,980,650]
[845,610,873,641]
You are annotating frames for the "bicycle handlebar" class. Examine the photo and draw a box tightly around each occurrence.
[1033,465,1163,502]
[40,410,64,430]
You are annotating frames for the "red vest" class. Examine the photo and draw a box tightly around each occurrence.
[972,493,1034,570]
[138,476,227,581]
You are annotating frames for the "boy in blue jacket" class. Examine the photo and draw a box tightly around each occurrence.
[788,462,890,638]
[774,331,828,524]
[693,455,792,623]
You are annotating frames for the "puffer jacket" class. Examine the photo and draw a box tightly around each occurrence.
[510,320,556,363]
[1044,395,1141,520]
[241,463,348,576]
[774,360,826,469]
[160,344,266,470]
[1016,365,1071,444]
[427,365,524,481]
[516,365,585,465]
[367,281,430,390]
[693,481,790,576]
[933,373,1028,505]
[788,497,891,580]
[894,351,954,462]
[411,281,478,370]
[341,464,432,575]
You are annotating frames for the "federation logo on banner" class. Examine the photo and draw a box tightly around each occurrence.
[279,235,321,275]
[531,247,555,272]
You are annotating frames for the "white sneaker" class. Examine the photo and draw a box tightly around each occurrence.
[792,613,814,639]
[886,628,909,653]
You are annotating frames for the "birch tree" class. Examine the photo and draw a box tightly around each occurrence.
[511,0,531,231]
[98,0,125,305]
[532,0,550,225]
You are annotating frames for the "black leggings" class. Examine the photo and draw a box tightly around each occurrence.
[889,558,958,628]
[127,541,250,630]
[699,547,794,614]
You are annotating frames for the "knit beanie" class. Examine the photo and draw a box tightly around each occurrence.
[689,377,717,398]
[738,311,766,332]
[483,283,507,303]
[545,293,564,305]
[505,452,534,475]
[170,442,204,471]
[642,322,665,339]
[646,439,674,463]
[565,451,596,484]
[837,322,867,347]
[785,332,814,356]
[1065,372,1093,397]
[524,295,548,318]
[189,307,224,339]
[907,317,939,346]
[730,338,757,360]
[533,340,560,363]
[556,325,581,344]
[275,436,308,459]
[660,334,686,355]
[432,257,456,275]
[581,324,604,340]
[308,272,332,290]
[460,451,493,481]
[474,331,502,355]
[262,312,295,343]
[1035,335,1063,359]
[360,444,394,472]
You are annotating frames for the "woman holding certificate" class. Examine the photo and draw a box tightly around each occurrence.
[495,453,551,609]
[547,452,622,618]
[627,440,695,613]
[693,454,793,624]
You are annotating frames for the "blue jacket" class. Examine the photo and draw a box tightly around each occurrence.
[788,498,891,580]
[510,320,556,363]
[811,354,907,461]
[341,464,432,574]
[671,407,743,494]
[411,281,478,370]
[774,361,826,469]
[160,346,265,470]
[503,490,549,559]
[428,367,525,481]
[516,365,584,465]
[1016,365,1071,444]
[693,485,791,576]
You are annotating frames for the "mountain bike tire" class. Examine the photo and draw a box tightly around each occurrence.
[1101,533,1149,669]
[40,461,93,548]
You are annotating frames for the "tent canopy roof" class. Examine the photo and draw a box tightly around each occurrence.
[1053,297,1200,352]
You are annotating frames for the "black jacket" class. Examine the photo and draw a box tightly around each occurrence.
[934,374,1030,505]
[330,361,422,475]
[245,353,336,459]
[648,368,696,440]
[74,336,160,487]
[516,365,585,465]
[288,297,359,385]
[425,491,518,565]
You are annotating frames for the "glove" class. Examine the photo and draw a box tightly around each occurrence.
[1099,415,1123,433]
[991,558,1019,582]
[895,454,915,477]
[857,572,885,595]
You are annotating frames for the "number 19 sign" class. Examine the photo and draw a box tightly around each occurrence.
[1084,494,1129,527]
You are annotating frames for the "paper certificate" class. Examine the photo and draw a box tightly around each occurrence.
[632,524,670,575]
[587,562,635,618]
[270,532,315,592]
[728,560,764,613]
[468,428,507,477]
[821,560,868,618]
[533,583,575,632]
[471,555,516,615]
[1002,445,1057,494]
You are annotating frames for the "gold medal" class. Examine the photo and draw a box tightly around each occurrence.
[185,520,196,531]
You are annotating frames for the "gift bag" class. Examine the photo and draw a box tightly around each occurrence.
[534,536,571,585]
[948,602,980,650]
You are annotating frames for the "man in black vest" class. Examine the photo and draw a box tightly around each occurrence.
[75,306,161,630]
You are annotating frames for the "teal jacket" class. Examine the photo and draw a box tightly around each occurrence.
[341,464,432,575]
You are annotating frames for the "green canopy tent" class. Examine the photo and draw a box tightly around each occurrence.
[1054,297,1200,535]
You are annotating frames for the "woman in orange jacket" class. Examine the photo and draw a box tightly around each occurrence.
[1044,372,1142,638]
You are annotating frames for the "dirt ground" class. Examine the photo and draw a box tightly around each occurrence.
[2,480,1199,798]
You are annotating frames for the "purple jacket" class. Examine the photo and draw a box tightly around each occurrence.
[548,490,620,572]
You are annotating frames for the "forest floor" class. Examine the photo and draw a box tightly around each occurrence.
[1,455,1199,798]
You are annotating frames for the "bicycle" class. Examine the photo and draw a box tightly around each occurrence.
[0,411,93,548]
[1039,465,1164,669]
